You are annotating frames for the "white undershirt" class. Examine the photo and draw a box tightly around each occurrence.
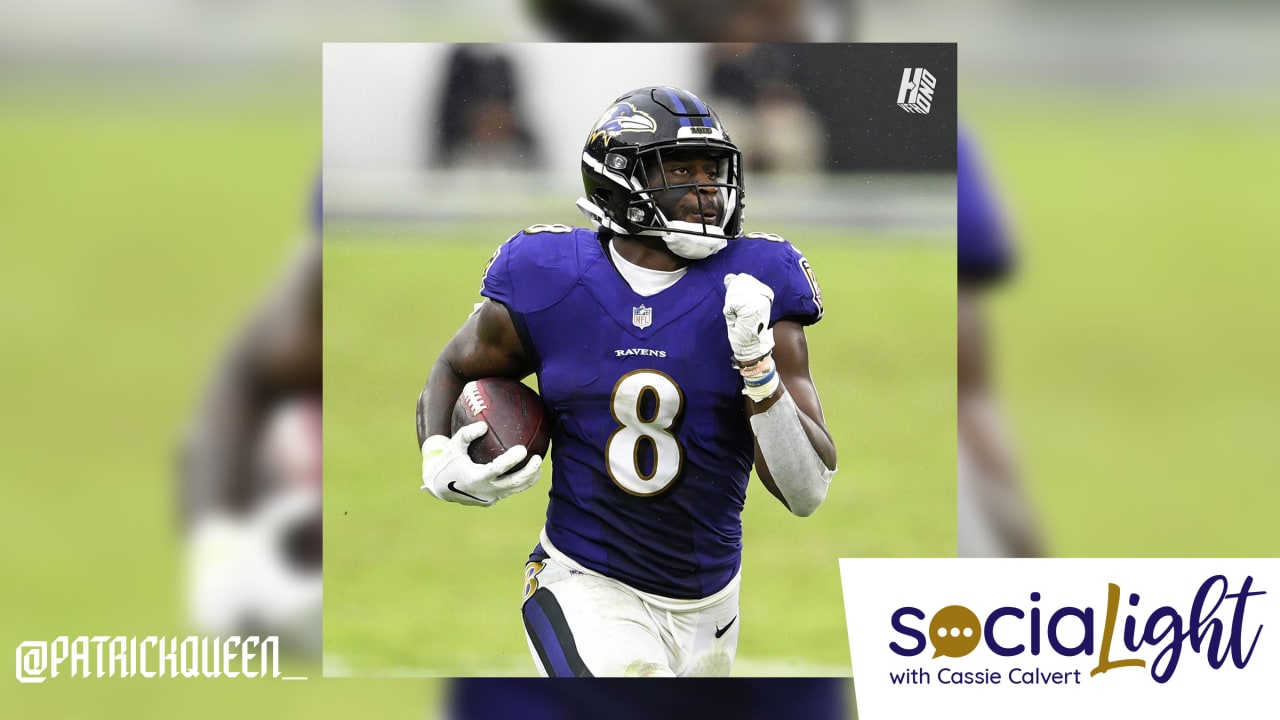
[609,240,687,297]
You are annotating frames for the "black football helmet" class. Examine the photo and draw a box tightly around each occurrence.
[577,86,744,259]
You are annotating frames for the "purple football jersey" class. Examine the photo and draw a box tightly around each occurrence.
[482,227,822,598]
[958,127,1014,284]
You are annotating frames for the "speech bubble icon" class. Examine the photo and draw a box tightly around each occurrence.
[929,605,981,659]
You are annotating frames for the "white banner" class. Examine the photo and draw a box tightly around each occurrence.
[840,559,1277,718]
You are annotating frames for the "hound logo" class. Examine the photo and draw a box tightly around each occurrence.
[897,68,936,114]
[590,103,658,147]
[632,305,653,329]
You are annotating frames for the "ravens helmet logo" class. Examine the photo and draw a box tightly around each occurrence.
[588,102,658,147]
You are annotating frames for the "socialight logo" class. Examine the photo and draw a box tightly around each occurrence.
[889,575,1264,684]
[928,605,982,658]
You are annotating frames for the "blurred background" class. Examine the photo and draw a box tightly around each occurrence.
[863,0,1280,556]
[4,0,1279,716]
[323,42,956,678]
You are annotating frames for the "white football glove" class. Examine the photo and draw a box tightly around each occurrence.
[723,273,776,364]
[186,487,322,654]
[421,421,542,507]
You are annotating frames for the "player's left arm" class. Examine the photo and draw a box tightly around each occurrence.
[959,287,1044,556]
[724,271,836,516]
[745,320,837,516]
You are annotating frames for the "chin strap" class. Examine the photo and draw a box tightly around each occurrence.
[576,197,620,233]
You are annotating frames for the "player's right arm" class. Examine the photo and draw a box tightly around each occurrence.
[180,240,321,527]
[417,299,535,443]
[416,299,542,507]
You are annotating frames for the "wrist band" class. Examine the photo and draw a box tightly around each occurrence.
[421,435,450,498]
[740,356,779,401]
[421,435,449,462]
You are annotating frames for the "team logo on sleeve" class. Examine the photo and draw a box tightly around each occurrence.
[798,257,824,318]
[632,305,653,329]
[589,102,658,147]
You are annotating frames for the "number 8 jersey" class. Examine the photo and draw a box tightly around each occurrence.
[482,226,823,599]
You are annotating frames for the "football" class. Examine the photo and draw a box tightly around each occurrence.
[451,378,551,470]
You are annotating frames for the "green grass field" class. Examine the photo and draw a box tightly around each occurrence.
[967,94,1280,557]
[323,222,956,676]
[0,90,439,717]
[12,60,1278,713]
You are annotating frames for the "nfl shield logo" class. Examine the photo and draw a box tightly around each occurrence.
[632,305,652,329]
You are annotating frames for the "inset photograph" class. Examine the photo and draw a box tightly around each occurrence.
[323,42,956,677]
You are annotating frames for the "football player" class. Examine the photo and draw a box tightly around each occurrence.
[957,128,1045,558]
[180,187,323,655]
[417,87,837,677]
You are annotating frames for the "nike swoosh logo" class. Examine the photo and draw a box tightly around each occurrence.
[714,616,737,639]
[447,481,487,503]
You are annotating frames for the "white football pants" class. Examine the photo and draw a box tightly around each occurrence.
[521,537,741,677]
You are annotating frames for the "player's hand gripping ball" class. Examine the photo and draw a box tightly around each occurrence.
[420,378,551,507]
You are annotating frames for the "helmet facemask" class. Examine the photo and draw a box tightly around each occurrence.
[582,143,743,260]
